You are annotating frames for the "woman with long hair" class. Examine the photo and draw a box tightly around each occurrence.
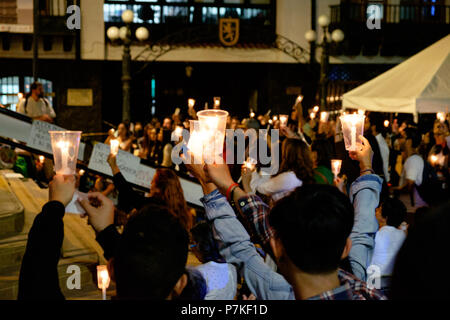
[244,138,315,203]
[139,124,162,165]
[149,168,193,232]
[105,121,134,153]
[107,154,192,231]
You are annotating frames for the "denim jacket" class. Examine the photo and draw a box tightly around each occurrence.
[200,174,383,300]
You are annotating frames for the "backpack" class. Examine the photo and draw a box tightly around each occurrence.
[415,159,446,206]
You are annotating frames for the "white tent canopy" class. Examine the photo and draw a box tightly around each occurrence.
[343,34,450,116]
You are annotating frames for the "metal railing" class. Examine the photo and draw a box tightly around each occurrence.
[330,3,450,24]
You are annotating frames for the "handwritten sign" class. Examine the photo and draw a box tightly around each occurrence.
[88,142,140,184]
[26,120,85,160]
[135,165,156,189]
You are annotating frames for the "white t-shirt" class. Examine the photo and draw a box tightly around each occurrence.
[194,262,237,300]
[17,97,56,118]
[370,226,406,276]
[399,154,427,212]
[250,171,302,202]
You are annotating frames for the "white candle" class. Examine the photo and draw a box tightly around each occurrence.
[310,112,316,120]
[279,115,288,127]
[97,265,110,300]
[384,120,389,127]
[313,106,319,113]
[188,98,195,108]
[331,159,342,179]
[340,114,365,151]
[320,112,329,123]
[350,125,356,151]
[56,141,70,174]
[110,139,120,156]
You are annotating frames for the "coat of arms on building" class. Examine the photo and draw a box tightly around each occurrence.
[219,18,240,47]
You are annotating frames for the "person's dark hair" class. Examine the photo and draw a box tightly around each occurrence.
[114,203,189,300]
[269,184,354,274]
[279,138,315,184]
[30,81,42,92]
[381,197,406,228]
[311,138,333,168]
[391,200,450,299]
[368,113,385,136]
[178,268,207,300]
[404,127,421,149]
[190,221,225,264]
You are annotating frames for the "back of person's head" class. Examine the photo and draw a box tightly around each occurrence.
[114,203,189,300]
[391,200,450,299]
[311,138,333,168]
[368,113,385,136]
[150,168,192,231]
[190,221,224,264]
[280,138,315,184]
[178,268,207,300]
[381,197,406,228]
[404,127,421,149]
[269,184,354,274]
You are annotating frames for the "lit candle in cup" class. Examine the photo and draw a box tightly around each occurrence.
[430,154,438,166]
[188,98,195,109]
[273,115,278,121]
[358,109,365,115]
[17,92,23,100]
[384,120,390,128]
[250,112,255,118]
[39,155,45,164]
[197,110,228,163]
[279,115,288,128]
[310,112,316,120]
[97,265,110,301]
[331,159,342,179]
[244,157,257,171]
[339,114,365,151]
[49,131,82,176]
[79,169,85,176]
[268,119,273,125]
[320,111,329,123]
[175,126,183,138]
[313,106,320,113]
[296,95,303,103]
[213,97,221,109]
[437,112,446,123]
[110,139,120,156]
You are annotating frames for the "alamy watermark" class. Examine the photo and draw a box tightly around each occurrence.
[66,5,81,30]
[171,128,280,176]
[367,4,382,30]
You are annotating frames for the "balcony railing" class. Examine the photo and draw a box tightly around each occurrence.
[330,3,450,25]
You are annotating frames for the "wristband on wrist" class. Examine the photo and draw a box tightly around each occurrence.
[226,183,239,201]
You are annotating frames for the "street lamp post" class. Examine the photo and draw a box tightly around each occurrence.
[107,10,149,122]
[305,15,344,112]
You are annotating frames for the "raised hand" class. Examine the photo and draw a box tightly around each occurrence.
[78,192,115,233]
[349,135,373,172]
[49,174,76,207]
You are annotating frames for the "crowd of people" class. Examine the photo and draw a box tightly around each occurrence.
[13,91,450,300]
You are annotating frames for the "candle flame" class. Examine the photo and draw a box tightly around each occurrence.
[313,106,319,113]
[384,120,390,127]
[188,98,195,108]
[358,109,365,115]
[310,112,316,120]
[437,112,446,122]
[39,155,45,163]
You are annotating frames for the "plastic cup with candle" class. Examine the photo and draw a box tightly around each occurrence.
[97,265,110,300]
[79,169,85,176]
[213,97,221,109]
[187,120,204,164]
[268,119,273,125]
[250,112,255,118]
[188,98,195,109]
[279,114,289,128]
[313,106,319,113]
[39,155,45,164]
[358,109,365,115]
[384,120,390,128]
[331,159,342,179]
[339,114,365,151]
[110,139,120,156]
[320,111,329,123]
[430,154,438,166]
[175,126,183,139]
[296,95,303,103]
[49,131,81,175]
[197,110,228,164]
[273,115,278,121]
[310,112,316,120]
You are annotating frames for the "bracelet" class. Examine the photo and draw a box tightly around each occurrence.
[360,168,375,175]
[226,183,239,201]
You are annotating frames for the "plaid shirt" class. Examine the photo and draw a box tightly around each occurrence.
[237,194,273,246]
[237,194,387,300]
